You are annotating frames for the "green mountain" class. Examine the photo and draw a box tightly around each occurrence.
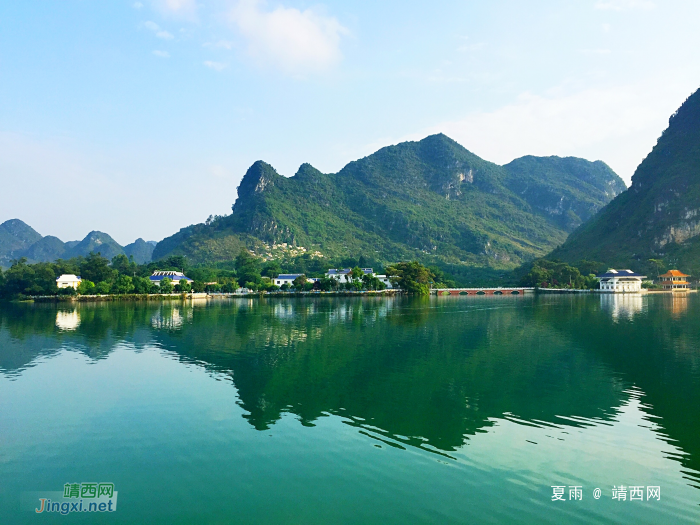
[153,134,624,273]
[0,219,43,267]
[503,156,627,231]
[124,238,155,264]
[63,231,125,260]
[550,88,700,275]
[22,235,67,263]
[0,220,157,267]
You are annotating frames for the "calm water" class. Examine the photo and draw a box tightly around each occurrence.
[2,294,700,524]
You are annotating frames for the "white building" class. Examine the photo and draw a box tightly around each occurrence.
[324,268,393,289]
[274,274,306,287]
[150,270,193,286]
[596,269,646,293]
[325,268,374,283]
[56,274,82,289]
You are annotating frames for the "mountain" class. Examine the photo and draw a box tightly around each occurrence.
[22,236,67,262]
[0,220,156,267]
[550,88,700,275]
[63,231,125,260]
[503,156,627,231]
[124,238,155,264]
[0,219,43,267]
[153,134,624,272]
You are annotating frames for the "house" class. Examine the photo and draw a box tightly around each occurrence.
[658,270,691,291]
[150,270,193,286]
[274,274,306,287]
[596,269,646,293]
[273,274,319,287]
[325,268,374,283]
[56,274,82,289]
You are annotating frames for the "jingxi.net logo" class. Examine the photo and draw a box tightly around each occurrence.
[23,482,118,515]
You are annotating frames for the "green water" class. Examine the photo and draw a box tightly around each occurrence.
[2,294,700,524]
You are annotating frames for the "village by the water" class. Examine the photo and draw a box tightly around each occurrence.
[51,266,694,298]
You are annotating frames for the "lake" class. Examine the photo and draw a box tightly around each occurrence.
[1,294,700,524]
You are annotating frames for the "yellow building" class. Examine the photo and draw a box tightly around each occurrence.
[658,270,691,291]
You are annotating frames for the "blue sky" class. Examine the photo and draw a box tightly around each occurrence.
[1,0,699,245]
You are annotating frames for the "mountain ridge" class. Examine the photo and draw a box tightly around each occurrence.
[0,221,155,267]
[550,87,700,275]
[153,133,625,272]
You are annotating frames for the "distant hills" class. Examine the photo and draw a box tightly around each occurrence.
[551,87,700,276]
[153,134,625,271]
[0,220,155,268]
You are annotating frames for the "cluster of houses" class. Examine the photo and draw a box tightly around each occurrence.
[595,268,692,293]
[274,268,393,289]
[54,267,693,294]
[55,268,391,291]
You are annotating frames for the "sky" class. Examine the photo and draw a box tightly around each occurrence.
[1,0,699,245]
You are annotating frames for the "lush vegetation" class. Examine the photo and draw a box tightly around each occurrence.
[551,88,700,277]
[152,134,624,282]
[0,248,455,299]
[518,259,606,289]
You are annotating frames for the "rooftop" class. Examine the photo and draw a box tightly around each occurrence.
[596,269,646,278]
[659,270,690,278]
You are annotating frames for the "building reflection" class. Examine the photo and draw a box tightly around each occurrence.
[667,294,689,318]
[599,293,644,321]
[55,309,81,331]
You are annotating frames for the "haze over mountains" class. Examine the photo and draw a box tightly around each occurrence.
[0,220,155,268]
[552,87,700,275]
[153,134,625,272]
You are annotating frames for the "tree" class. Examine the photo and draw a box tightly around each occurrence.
[280,283,291,292]
[648,259,665,280]
[94,281,111,295]
[292,275,308,289]
[80,253,116,284]
[318,277,334,291]
[111,254,136,276]
[132,276,152,294]
[261,261,282,278]
[235,249,262,287]
[177,279,191,293]
[3,258,36,297]
[159,277,174,294]
[77,280,95,295]
[112,275,135,295]
[386,261,435,295]
[350,266,364,281]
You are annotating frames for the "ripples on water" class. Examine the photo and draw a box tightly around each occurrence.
[1,294,700,524]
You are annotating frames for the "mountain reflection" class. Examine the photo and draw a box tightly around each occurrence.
[1,295,700,477]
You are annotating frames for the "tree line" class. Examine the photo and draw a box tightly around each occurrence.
[0,250,456,299]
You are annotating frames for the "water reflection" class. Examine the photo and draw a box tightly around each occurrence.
[2,296,700,484]
[599,293,645,321]
[55,309,80,331]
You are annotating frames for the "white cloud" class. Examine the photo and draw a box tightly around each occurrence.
[144,20,174,40]
[133,2,144,9]
[204,60,227,71]
[228,0,348,73]
[203,40,235,50]
[152,50,170,58]
[595,0,654,11]
[152,0,198,20]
